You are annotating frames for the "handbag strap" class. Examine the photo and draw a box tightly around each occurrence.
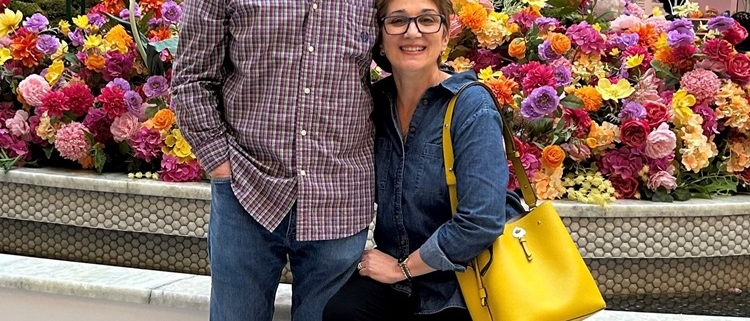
[442,81,537,213]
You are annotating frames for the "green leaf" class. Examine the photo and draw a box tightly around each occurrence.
[672,188,692,201]
[528,118,553,136]
[92,144,107,173]
[145,105,159,119]
[64,52,79,64]
[652,188,674,202]
[43,146,54,159]
[150,37,179,55]
[118,141,132,155]
[560,94,585,109]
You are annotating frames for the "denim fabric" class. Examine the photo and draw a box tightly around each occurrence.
[208,178,368,321]
[371,71,524,314]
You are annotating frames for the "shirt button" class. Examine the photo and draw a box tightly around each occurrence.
[300,130,307,136]
[303,87,311,94]
[409,127,415,133]
[307,46,315,52]
[300,170,307,176]
[312,3,318,9]
[400,239,407,245]
[422,99,428,105]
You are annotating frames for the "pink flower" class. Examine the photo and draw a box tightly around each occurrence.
[111,113,141,142]
[644,123,676,159]
[599,146,644,179]
[54,122,90,161]
[610,15,641,31]
[17,74,51,107]
[449,14,464,38]
[561,142,591,162]
[680,69,720,105]
[5,110,31,141]
[130,127,162,162]
[159,154,203,182]
[647,170,677,191]
[39,91,71,118]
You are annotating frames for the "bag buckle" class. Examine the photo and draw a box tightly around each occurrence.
[512,227,533,262]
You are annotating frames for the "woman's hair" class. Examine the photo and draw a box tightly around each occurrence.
[371,0,455,73]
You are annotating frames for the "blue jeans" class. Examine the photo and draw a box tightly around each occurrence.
[209,178,368,321]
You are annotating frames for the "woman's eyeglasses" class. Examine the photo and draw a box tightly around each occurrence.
[380,14,446,35]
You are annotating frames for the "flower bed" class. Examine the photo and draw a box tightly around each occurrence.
[2,0,750,202]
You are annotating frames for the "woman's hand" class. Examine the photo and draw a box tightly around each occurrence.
[357,249,405,284]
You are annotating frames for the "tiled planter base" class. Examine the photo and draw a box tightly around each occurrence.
[2,168,749,294]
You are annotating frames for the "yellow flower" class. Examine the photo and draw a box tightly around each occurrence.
[595,78,635,101]
[592,23,602,32]
[0,47,11,65]
[448,57,475,73]
[50,40,69,61]
[0,9,23,38]
[655,33,669,50]
[609,48,620,56]
[478,66,503,81]
[83,35,104,51]
[72,15,89,30]
[652,6,664,17]
[45,60,65,86]
[58,20,71,35]
[521,0,546,9]
[105,25,133,53]
[163,129,195,160]
[671,89,696,124]
[625,54,644,69]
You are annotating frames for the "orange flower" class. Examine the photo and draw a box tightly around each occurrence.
[140,0,165,18]
[484,75,519,107]
[549,33,571,55]
[10,33,43,68]
[79,155,95,169]
[148,26,172,41]
[85,54,105,71]
[458,2,488,31]
[541,145,566,168]
[101,0,126,15]
[653,48,674,66]
[633,24,659,50]
[574,86,603,112]
[508,38,526,59]
[151,108,176,131]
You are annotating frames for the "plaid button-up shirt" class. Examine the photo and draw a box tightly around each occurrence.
[172,0,377,241]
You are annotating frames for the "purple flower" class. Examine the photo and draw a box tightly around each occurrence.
[500,63,523,83]
[520,86,559,121]
[143,76,169,98]
[87,13,106,28]
[119,8,142,19]
[707,16,735,32]
[82,108,113,143]
[566,21,606,54]
[667,30,694,47]
[130,127,162,162]
[23,13,49,33]
[538,40,559,62]
[668,19,694,36]
[614,33,639,49]
[36,34,60,55]
[553,65,571,86]
[692,103,719,137]
[148,18,163,29]
[160,155,203,182]
[535,17,558,32]
[467,49,501,74]
[106,78,131,92]
[102,51,134,81]
[161,1,182,24]
[618,101,646,120]
[124,90,143,114]
[69,29,85,47]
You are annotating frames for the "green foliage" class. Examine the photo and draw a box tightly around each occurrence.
[8,1,43,17]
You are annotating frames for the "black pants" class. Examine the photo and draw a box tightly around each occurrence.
[322,273,472,321]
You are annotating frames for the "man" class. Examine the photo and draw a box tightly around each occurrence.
[171,1,377,320]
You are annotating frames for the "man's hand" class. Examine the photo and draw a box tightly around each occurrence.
[211,161,231,179]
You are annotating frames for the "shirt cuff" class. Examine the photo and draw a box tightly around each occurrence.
[193,134,230,174]
[419,232,467,272]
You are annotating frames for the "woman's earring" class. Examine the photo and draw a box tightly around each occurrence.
[380,50,386,56]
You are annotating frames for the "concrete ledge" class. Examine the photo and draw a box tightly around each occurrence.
[0,254,747,321]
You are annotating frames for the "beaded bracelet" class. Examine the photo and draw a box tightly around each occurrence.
[398,257,413,281]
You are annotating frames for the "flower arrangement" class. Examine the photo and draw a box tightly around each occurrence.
[411,0,750,204]
[0,0,202,182]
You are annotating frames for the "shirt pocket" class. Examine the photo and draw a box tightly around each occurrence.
[414,143,447,200]
[342,3,378,67]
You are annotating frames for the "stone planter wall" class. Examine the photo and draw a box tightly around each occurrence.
[1,168,749,295]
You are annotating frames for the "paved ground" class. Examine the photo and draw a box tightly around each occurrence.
[0,254,747,321]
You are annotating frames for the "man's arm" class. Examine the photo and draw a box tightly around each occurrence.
[171,0,230,174]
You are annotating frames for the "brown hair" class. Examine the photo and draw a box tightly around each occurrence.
[371,0,454,73]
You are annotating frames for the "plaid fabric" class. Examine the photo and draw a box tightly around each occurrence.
[172,0,377,241]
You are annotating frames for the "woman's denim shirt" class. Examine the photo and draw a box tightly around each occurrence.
[372,71,524,314]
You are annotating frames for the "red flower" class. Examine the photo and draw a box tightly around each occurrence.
[620,119,650,147]
[520,62,557,95]
[10,32,43,68]
[0,0,9,9]
[643,101,670,129]
[562,107,592,138]
[39,91,71,118]
[726,53,750,84]
[97,86,127,120]
[702,38,735,62]
[62,84,96,117]
[610,175,640,199]
[723,21,748,46]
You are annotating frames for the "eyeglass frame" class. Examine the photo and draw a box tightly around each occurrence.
[378,14,447,35]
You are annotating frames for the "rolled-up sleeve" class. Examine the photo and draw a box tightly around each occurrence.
[419,93,512,272]
[171,0,230,173]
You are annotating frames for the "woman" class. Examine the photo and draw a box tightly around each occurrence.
[323,0,523,320]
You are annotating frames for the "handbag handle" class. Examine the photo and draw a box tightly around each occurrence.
[442,81,537,214]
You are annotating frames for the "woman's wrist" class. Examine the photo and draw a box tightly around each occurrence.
[398,257,414,281]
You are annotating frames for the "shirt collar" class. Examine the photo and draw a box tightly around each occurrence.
[438,70,479,95]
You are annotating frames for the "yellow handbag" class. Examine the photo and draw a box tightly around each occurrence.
[442,82,606,321]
